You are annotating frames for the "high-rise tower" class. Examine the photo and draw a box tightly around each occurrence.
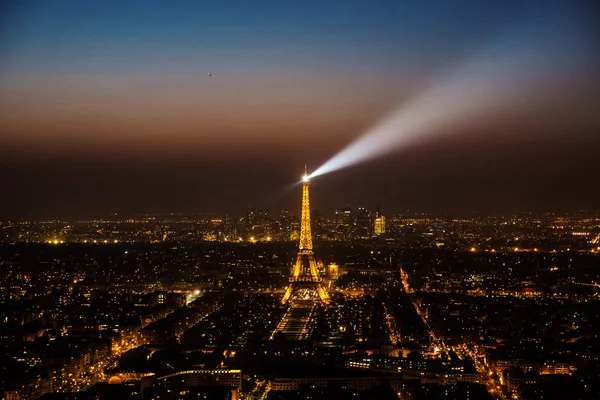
[281,167,330,304]
[374,208,386,236]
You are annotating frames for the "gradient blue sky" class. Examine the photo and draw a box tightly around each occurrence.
[1,0,599,217]
[1,1,523,73]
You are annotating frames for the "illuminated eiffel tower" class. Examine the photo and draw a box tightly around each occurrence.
[281,167,330,305]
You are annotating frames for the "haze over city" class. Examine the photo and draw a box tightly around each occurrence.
[1,0,600,219]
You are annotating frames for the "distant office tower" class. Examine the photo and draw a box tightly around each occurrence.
[356,207,373,238]
[281,167,330,304]
[374,210,386,236]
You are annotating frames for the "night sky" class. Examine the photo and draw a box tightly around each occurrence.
[1,0,599,219]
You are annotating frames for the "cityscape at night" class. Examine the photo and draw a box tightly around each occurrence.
[1,1,600,400]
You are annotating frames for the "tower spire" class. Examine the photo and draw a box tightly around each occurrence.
[281,167,330,304]
[299,169,312,252]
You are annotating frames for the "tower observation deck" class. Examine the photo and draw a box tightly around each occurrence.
[281,167,330,305]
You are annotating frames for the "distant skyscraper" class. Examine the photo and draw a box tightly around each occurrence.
[374,207,386,236]
[356,207,373,238]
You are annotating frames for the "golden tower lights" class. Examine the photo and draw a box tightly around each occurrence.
[281,167,330,304]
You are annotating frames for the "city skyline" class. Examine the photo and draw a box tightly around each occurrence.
[2,165,600,399]
[2,2,600,399]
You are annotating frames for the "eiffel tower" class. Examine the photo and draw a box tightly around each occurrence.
[281,167,330,305]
